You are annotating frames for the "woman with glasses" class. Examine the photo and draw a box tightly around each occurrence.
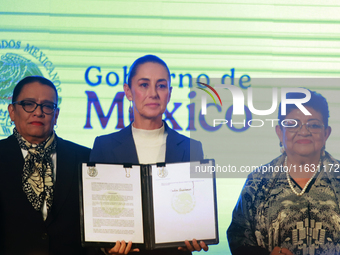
[0,76,94,254]
[227,90,340,255]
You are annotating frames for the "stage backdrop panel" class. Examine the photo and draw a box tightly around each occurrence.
[1,1,340,254]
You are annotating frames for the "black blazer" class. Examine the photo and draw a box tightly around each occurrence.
[90,122,203,255]
[90,122,204,164]
[0,135,91,255]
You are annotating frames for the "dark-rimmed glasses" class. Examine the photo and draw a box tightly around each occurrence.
[282,119,325,134]
[12,100,57,115]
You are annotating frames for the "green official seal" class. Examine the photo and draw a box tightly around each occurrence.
[100,191,125,216]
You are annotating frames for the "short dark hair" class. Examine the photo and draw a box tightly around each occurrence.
[127,55,171,88]
[278,88,329,127]
[12,76,58,104]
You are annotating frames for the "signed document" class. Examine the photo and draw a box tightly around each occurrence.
[152,162,217,245]
[80,161,218,249]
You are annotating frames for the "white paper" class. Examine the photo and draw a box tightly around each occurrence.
[82,164,144,243]
[152,161,216,244]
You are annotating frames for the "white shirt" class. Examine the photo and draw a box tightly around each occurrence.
[131,124,168,164]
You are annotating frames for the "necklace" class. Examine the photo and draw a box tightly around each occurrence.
[285,157,321,196]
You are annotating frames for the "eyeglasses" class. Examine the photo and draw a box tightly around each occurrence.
[282,119,325,134]
[13,100,57,115]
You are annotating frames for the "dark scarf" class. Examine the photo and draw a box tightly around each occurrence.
[13,128,57,213]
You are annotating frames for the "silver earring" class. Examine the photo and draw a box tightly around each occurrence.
[129,101,134,123]
[54,124,58,129]
[280,141,285,154]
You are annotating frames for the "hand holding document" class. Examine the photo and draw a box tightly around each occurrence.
[80,160,218,250]
[151,162,217,246]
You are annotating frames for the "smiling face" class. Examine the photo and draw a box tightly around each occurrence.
[124,62,172,128]
[276,106,331,160]
[8,81,59,144]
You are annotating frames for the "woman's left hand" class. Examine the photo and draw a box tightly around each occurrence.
[177,239,209,252]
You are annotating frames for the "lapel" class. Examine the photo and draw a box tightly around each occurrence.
[111,124,139,164]
[110,122,185,164]
[164,122,185,163]
[3,135,25,170]
[2,135,25,190]
[45,137,76,226]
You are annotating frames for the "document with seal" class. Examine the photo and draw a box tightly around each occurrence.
[151,161,217,247]
[80,160,218,249]
[81,163,144,246]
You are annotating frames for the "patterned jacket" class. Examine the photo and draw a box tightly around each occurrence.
[227,152,340,255]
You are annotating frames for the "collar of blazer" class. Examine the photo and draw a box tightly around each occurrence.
[112,121,187,164]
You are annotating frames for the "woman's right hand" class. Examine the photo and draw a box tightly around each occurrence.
[270,246,293,255]
[105,241,140,254]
